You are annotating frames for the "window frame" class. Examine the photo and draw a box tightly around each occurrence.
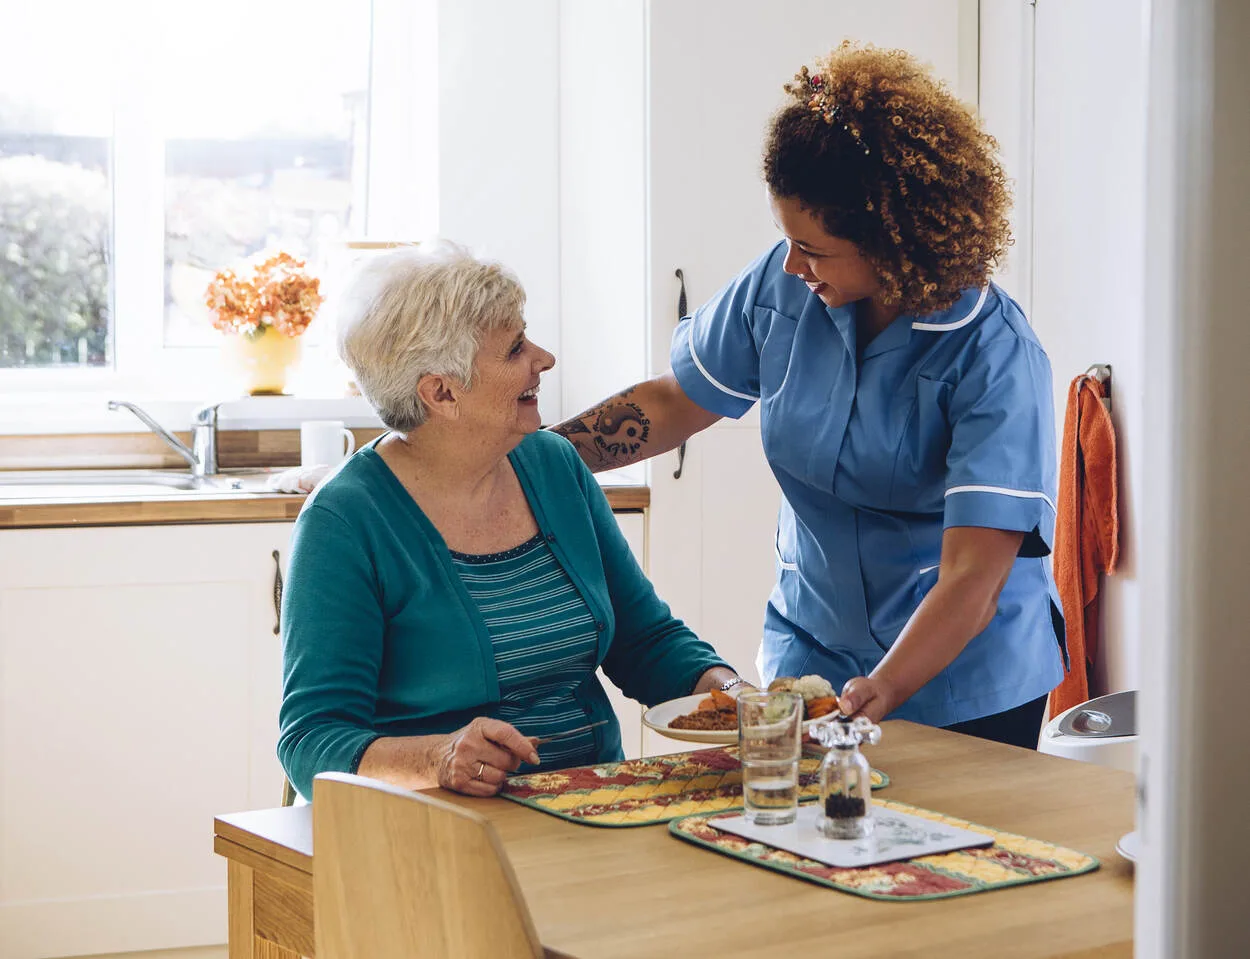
[0,0,425,404]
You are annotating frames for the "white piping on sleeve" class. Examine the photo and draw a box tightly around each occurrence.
[912,286,989,331]
[686,324,759,402]
[945,484,1057,514]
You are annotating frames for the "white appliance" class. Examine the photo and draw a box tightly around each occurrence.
[1038,689,1138,773]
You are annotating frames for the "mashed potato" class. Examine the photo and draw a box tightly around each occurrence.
[792,674,835,703]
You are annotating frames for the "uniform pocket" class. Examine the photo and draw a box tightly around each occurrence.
[774,507,798,571]
[891,375,952,510]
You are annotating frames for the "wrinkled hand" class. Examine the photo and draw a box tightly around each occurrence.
[434,717,541,797]
[838,676,896,724]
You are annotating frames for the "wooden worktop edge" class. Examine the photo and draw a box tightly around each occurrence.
[0,485,648,529]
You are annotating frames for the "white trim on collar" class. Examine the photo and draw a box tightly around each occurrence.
[911,286,989,332]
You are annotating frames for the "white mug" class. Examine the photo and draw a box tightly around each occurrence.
[300,420,356,467]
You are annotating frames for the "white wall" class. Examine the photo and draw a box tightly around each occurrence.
[557,1,648,421]
[435,0,565,424]
[367,0,440,243]
[977,0,1034,312]
[1029,0,1150,695]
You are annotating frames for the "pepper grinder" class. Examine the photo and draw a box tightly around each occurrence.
[813,715,882,839]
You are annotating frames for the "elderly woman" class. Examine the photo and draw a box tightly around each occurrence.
[554,42,1064,748]
[278,242,743,800]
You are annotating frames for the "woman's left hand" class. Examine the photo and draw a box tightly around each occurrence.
[837,675,897,724]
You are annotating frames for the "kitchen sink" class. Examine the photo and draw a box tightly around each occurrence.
[0,469,282,500]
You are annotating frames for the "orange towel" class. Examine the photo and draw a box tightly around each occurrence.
[1050,373,1119,719]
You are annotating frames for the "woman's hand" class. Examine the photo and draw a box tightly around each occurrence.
[434,717,541,797]
[837,675,898,724]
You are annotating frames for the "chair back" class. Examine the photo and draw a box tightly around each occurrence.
[312,772,545,959]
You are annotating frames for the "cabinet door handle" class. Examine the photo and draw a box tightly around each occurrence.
[271,549,283,636]
[674,268,689,480]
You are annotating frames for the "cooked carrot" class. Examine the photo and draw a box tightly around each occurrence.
[806,696,840,719]
[696,696,719,711]
[709,688,738,711]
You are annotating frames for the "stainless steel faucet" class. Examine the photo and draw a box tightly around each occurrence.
[107,400,225,477]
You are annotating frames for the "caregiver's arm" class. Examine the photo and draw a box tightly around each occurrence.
[838,526,1025,722]
[550,371,721,473]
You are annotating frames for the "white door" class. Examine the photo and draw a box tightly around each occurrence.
[644,0,980,680]
[0,522,292,959]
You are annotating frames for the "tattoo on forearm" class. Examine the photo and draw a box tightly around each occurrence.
[552,386,653,469]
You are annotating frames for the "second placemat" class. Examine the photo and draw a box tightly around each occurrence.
[668,798,1099,900]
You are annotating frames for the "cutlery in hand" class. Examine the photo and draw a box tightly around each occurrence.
[530,719,610,746]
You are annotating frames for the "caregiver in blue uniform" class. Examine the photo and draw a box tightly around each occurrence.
[553,42,1064,748]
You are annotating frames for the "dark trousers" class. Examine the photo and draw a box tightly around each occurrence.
[942,694,1048,750]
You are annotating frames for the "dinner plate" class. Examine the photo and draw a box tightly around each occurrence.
[1115,830,1140,864]
[642,693,818,745]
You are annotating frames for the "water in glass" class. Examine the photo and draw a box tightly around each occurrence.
[737,690,803,825]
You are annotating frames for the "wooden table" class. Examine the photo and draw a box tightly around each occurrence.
[214,720,1135,958]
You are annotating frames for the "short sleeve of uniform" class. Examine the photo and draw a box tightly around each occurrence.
[669,261,763,419]
[943,334,1058,557]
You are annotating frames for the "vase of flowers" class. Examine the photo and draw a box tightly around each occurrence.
[204,251,323,395]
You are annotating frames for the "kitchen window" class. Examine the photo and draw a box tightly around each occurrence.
[0,0,380,395]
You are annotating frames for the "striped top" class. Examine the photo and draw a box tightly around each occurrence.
[449,533,599,771]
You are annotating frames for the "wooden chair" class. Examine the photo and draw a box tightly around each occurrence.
[312,772,570,958]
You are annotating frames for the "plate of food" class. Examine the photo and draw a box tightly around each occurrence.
[642,675,843,745]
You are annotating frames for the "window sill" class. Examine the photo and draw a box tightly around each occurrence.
[0,393,382,437]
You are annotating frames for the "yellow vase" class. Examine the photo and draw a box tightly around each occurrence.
[222,328,302,395]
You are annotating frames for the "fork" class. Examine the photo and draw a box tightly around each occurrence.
[530,719,610,746]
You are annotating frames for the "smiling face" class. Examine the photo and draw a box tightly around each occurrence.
[456,319,556,439]
[769,192,882,309]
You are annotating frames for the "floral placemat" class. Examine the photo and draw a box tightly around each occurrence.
[499,747,887,827]
[669,797,1099,900]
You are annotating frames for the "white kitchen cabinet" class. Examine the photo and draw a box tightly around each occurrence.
[0,522,293,959]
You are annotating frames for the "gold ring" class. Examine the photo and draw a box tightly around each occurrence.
[475,761,486,780]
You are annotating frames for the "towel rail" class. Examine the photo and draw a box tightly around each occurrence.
[1084,363,1112,413]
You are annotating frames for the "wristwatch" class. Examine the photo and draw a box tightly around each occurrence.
[718,677,747,693]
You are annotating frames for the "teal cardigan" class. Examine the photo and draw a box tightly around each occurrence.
[278,429,728,799]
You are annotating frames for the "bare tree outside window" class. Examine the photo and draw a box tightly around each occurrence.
[0,3,113,369]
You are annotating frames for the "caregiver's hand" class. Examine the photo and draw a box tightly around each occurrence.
[434,717,541,797]
[838,675,898,725]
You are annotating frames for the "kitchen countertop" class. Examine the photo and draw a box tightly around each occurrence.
[0,472,649,530]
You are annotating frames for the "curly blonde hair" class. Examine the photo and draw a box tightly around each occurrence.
[764,41,1012,315]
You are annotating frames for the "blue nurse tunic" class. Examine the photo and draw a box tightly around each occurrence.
[670,241,1065,727]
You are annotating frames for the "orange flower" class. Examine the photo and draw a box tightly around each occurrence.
[204,252,322,338]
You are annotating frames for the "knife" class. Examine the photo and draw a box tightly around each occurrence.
[530,719,610,746]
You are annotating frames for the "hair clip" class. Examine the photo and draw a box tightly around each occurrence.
[800,72,870,156]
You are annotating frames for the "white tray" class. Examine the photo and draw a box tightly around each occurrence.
[709,802,994,868]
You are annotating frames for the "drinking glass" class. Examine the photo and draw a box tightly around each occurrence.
[737,690,803,825]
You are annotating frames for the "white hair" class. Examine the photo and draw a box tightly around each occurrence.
[334,240,526,431]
